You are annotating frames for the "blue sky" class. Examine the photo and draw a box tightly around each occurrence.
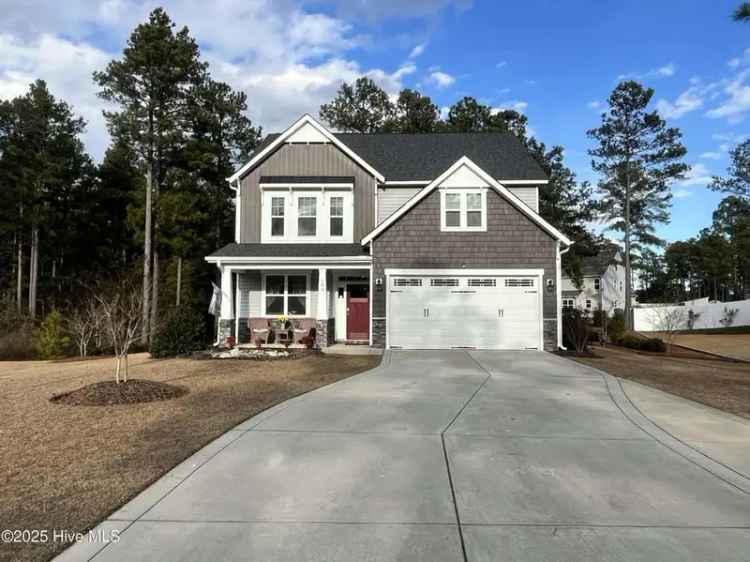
[1,0,748,243]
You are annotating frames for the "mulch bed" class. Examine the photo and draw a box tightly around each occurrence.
[50,379,189,406]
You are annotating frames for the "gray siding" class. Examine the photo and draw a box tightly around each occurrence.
[372,189,558,350]
[377,186,422,224]
[240,144,378,243]
[508,186,538,213]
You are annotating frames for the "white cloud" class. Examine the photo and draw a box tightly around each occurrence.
[706,70,750,123]
[655,86,705,119]
[494,100,528,113]
[728,47,750,68]
[0,0,455,160]
[587,100,603,110]
[426,70,455,88]
[495,61,507,69]
[618,62,677,82]
[699,151,722,160]
[408,42,426,59]
[673,189,692,199]
[678,163,713,187]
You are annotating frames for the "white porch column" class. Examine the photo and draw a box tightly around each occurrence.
[220,265,234,319]
[317,267,328,319]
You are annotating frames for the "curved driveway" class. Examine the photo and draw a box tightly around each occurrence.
[60,351,750,561]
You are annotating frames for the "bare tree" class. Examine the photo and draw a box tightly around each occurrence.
[94,279,145,383]
[67,296,102,357]
[563,308,591,354]
[649,306,687,353]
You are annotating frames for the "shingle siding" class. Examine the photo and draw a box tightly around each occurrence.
[372,189,559,350]
[240,144,377,243]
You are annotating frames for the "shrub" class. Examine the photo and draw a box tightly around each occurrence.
[0,321,37,360]
[617,334,665,353]
[562,308,590,354]
[150,307,206,358]
[607,309,626,343]
[35,310,71,359]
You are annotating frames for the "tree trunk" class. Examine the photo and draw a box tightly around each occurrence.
[142,168,153,343]
[28,225,39,319]
[150,163,160,335]
[16,231,23,314]
[115,355,121,384]
[623,159,632,330]
[176,256,182,306]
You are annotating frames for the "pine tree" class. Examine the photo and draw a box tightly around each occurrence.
[588,81,688,328]
[94,8,206,342]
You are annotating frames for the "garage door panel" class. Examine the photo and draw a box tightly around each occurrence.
[389,275,541,350]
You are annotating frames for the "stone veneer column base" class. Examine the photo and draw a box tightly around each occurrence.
[315,319,335,348]
[217,319,234,346]
[543,318,557,351]
[372,318,386,348]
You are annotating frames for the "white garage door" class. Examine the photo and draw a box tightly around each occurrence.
[388,274,541,350]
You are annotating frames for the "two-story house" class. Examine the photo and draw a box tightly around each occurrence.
[205,114,572,350]
[560,242,625,314]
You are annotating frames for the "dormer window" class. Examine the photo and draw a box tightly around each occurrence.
[440,189,487,232]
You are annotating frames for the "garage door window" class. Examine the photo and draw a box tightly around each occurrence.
[440,190,487,232]
[505,278,534,287]
[393,278,422,287]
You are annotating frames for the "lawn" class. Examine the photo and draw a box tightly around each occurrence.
[644,331,750,361]
[0,352,380,562]
[574,345,750,419]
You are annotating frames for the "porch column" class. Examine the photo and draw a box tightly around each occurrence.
[317,267,328,320]
[316,267,330,348]
[217,265,234,344]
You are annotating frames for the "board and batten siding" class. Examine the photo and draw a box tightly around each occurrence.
[507,186,538,213]
[239,144,378,243]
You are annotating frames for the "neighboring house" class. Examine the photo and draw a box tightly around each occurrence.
[560,243,625,314]
[205,114,571,350]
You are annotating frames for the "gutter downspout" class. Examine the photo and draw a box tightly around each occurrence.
[557,242,572,350]
[229,178,241,243]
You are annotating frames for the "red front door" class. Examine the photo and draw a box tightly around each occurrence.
[346,284,370,340]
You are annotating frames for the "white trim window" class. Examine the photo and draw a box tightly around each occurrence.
[297,195,317,237]
[593,278,601,291]
[329,196,344,237]
[270,196,285,237]
[263,274,308,316]
[261,189,353,243]
[440,189,487,232]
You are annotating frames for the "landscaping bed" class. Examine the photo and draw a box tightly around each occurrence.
[573,345,750,419]
[0,351,380,562]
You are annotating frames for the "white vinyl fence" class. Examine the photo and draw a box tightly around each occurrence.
[634,299,750,332]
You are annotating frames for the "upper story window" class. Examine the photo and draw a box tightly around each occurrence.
[593,278,601,291]
[271,197,285,237]
[440,189,487,232]
[261,187,353,243]
[297,196,317,237]
[330,196,344,237]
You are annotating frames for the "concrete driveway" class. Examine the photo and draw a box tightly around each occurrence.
[59,351,750,561]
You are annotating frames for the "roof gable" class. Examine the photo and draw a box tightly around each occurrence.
[362,156,571,246]
[227,115,385,183]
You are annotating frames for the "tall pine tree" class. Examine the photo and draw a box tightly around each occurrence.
[588,80,688,327]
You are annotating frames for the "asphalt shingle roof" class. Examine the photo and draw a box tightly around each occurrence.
[249,132,547,182]
[208,243,368,258]
[580,243,622,277]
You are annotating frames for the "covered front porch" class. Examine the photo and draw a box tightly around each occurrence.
[207,248,373,349]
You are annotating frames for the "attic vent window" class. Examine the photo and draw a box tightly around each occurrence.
[505,278,534,287]
[430,278,459,287]
[394,278,421,287]
[468,279,496,287]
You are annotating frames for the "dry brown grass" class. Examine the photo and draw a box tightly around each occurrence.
[0,352,380,562]
[645,332,750,361]
[574,345,750,419]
